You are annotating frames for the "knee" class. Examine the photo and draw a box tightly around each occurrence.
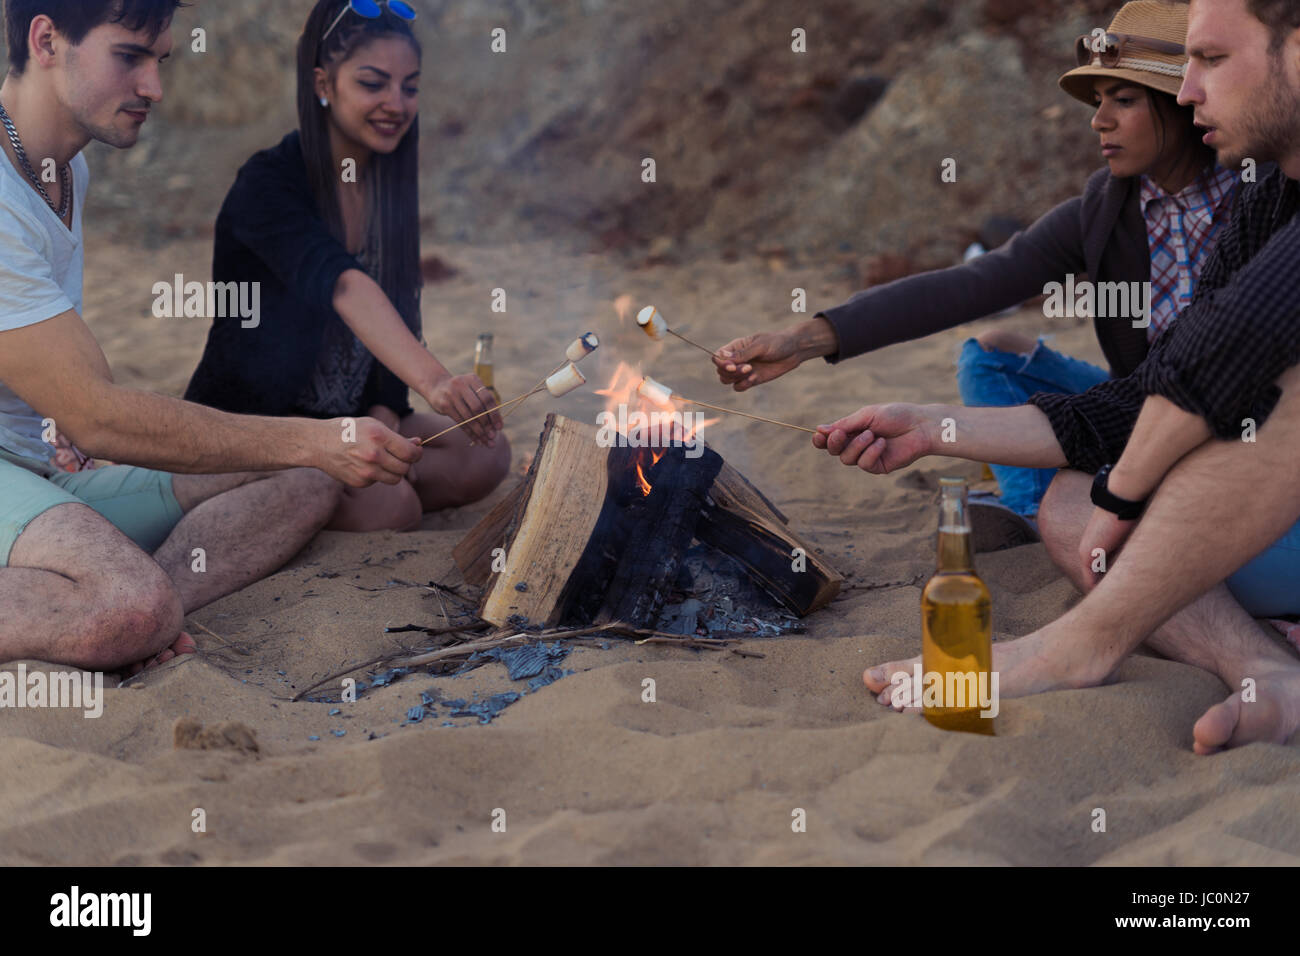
[81,565,184,669]
[285,467,345,520]
[479,437,513,495]
[389,481,425,531]
[975,328,1034,355]
[450,438,511,506]
[1037,471,1088,564]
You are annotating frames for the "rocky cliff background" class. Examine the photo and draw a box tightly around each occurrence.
[4,0,1121,273]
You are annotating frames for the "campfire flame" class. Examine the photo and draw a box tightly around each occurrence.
[596,361,718,497]
[613,294,635,325]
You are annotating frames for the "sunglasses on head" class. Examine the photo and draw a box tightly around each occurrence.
[323,0,417,43]
[1075,31,1185,68]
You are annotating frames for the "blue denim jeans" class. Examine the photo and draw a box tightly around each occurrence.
[956,337,1300,615]
[1225,518,1300,618]
[955,337,1110,516]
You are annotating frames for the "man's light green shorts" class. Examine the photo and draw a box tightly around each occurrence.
[0,451,183,567]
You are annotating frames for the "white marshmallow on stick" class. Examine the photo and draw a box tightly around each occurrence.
[636,306,668,340]
[546,362,587,397]
[636,305,719,358]
[501,339,599,425]
[637,376,675,406]
[565,332,600,363]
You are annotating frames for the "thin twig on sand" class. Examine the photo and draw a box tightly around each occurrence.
[289,620,763,701]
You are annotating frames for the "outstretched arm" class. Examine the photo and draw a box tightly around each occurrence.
[0,310,420,487]
[717,191,1090,391]
[332,269,502,445]
[813,402,1067,474]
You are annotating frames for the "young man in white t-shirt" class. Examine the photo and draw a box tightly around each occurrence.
[0,2,423,674]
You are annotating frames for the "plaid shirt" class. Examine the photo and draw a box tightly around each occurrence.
[1140,164,1237,339]
[1032,166,1300,473]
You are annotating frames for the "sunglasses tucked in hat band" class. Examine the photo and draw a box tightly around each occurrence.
[1075,32,1185,74]
[323,0,417,44]
[1059,0,1190,107]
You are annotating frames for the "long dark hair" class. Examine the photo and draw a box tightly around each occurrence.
[1146,87,1216,176]
[296,0,422,333]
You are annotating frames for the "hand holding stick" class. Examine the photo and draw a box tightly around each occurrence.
[421,388,540,446]
[423,362,589,446]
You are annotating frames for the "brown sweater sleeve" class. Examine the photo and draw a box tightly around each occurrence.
[819,194,1088,362]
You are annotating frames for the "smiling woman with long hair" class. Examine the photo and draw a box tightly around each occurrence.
[185,0,510,532]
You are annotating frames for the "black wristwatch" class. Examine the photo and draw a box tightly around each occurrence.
[1091,464,1147,521]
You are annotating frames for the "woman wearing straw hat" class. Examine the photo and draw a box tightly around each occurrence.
[714,1,1237,545]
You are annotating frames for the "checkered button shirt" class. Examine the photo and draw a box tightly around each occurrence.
[1031,166,1300,474]
[1140,164,1237,340]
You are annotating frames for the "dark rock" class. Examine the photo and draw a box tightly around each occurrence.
[831,75,890,126]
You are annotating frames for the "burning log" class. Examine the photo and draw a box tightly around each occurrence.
[477,416,721,628]
[456,414,842,625]
[697,462,842,614]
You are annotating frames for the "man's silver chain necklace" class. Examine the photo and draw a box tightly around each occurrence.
[0,98,70,219]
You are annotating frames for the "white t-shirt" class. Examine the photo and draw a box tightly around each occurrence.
[0,148,88,466]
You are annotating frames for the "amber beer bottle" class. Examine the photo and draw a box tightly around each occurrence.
[473,334,502,406]
[921,478,994,734]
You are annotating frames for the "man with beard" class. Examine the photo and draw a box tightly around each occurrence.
[817,0,1300,754]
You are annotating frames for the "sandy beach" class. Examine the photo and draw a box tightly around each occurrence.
[3,0,1298,871]
[2,231,1297,867]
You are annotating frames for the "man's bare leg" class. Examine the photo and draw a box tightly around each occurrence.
[2,504,185,671]
[864,366,1300,751]
[0,468,342,672]
[159,468,343,613]
[1036,470,1300,754]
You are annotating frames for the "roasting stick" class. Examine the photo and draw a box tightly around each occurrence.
[637,306,720,358]
[421,389,539,446]
[637,376,818,435]
[422,361,589,445]
[501,333,600,424]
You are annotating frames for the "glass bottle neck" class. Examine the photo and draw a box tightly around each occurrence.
[937,486,974,572]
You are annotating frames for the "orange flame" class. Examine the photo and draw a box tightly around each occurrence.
[614,294,635,325]
[597,362,717,497]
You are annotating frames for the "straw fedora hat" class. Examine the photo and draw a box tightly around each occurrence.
[1059,1,1189,106]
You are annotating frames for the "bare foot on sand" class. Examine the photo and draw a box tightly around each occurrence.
[122,632,198,678]
[863,626,1300,753]
[862,626,1113,712]
[1191,664,1300,755]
